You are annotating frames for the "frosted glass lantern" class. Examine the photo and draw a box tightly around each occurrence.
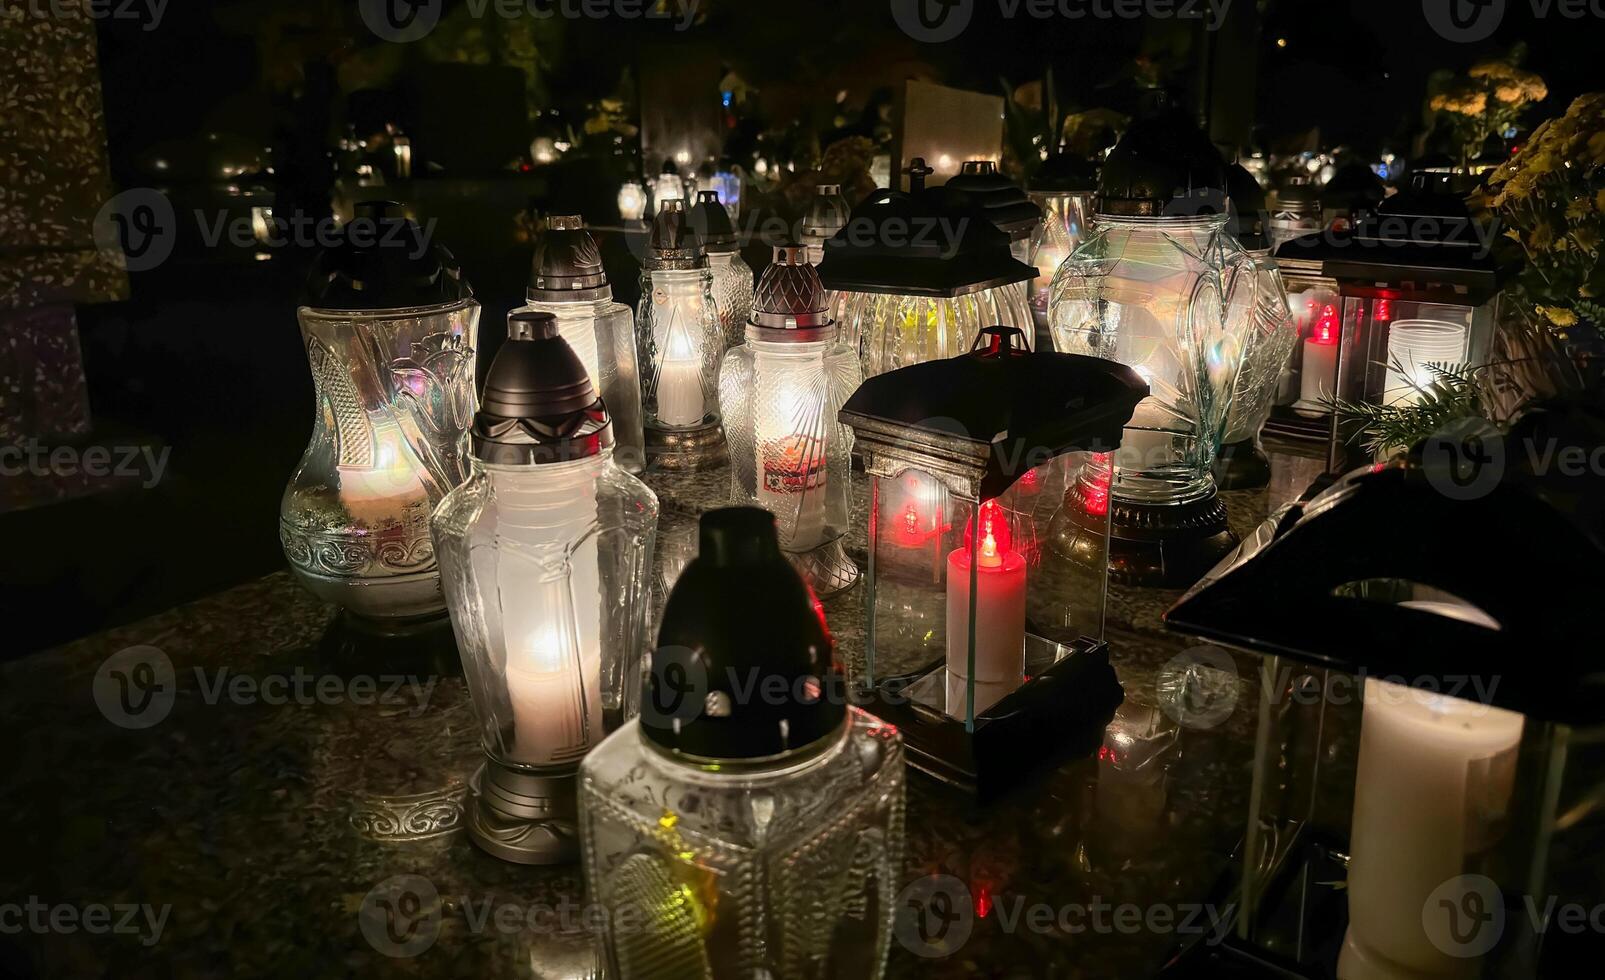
[518,214,645,473]
[819,159,1036,379]
[637,199,727,469]
[651,160,688,208]
[431,310,657,864]
[616,180,648,222]
[719,246,861,596]
[688,190,754,351]
[1026,153,1098,338]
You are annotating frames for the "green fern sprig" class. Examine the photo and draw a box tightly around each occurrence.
[1324,361,1484,458]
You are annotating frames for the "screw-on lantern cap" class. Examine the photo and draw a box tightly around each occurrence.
[1275,175,1323,216]
[643,507,847,765]
[644,199,708,271]
[687,191,738,253]
[747,245,834,341]
[1096,99,1228,217]
[471,310,613,465]
[528,214,610,302]
[303,200,473,311]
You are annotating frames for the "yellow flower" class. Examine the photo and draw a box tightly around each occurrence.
[1595,190,1605,213]
[1544,307,1579,327]
[1590,131,1605,167]
[1575,226,1602,254]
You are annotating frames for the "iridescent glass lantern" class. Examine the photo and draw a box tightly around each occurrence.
[431,311,657,864]
[1026,152,1098,339]
[688,190,754,351]
[839,326,1146,796]
[280,201,480,623]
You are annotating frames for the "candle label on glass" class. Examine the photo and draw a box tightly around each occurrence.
[1464,744,1519,855]
[760,434,828,549]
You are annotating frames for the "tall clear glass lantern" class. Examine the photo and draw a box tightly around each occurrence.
[637,199,728,469]
[1048,108,1272,586]
[1268,175,1324,250]
[1264,172,1511,472]
[280,200,480,624]
[581,507,905,980]
[1216,162,1298,491]
[1026,152,1098,340]
[802,183,850,267]
[819,159,1036,379]
[431,310,658,864]
[1166,443,1605,980]
[720,246,861,597]
[839,327,1146,797]
[519,214,645,473]
[688,190,754,350]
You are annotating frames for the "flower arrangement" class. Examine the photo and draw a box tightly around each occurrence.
[1428,50,1548,169]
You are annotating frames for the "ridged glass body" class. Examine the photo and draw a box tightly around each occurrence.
[637,268,725,431]
[1221,250,1297,447]
[579,713,905,980]
[520,296,647,473]
[1026,190,1094,321]
[1049,215,1260,505]
[280,299,479,620]
[430,454,658,768]
[833,283,1033,378]
[719,335,861,581]
[708,251,755,351]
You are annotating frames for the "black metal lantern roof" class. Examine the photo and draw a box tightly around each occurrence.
[1166,412,1605,726]
[528,214,609,302]
[815,159,1037,299]
[1321,162,1387,215]
[304,200,473,311]
[944,160,1043,241]
[838,326,1148,500]
[1096,102,1227,217]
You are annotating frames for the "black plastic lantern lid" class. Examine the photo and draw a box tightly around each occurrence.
[643,508,847,765]
[1165,422,1605,726]
[471,311,613,465]
[838,326,1148,499]
[687,191,738,253]
[815,160,1037,298]
[944,160,1043,242]
[1225,162,1268,250]
[1096,102,1227,217]
[303,200,473,311]
[1321,163,1386,214]
[1029,152,1099,194]
[528,215,610,302]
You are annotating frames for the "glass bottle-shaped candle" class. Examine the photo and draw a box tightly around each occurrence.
[637,199,727,469]
[432,311,658,864]
[520,214,646,473]
[720,246,862,597]
[580,507,905,979]
[280,201,480,623]
[689,190,754,351]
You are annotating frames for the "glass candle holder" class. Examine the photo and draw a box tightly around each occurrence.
[431,310,657,864]
[1382,319,1469,405]
[689,190,754,351]
[617,180,648,222]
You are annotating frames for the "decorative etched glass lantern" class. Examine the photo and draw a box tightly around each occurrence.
[1049,107,1282,586]
[820,159,1036,378]
[688,190,754,350]
[1263,172,1510,471]
[637,199,727,469]
[839,326,1146,796]
[280,201,480,623]
[1026,152,1098,337]
[720,246,861,596]
[802,183,850,267]
[581,507,905,979]
[431,311,657,864]
[520,214,645,473]
[1166,436,1605,980]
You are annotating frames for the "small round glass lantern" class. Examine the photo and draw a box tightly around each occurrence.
[637,199,727,469]
[651,159,688,209]
[720,246,862,597]
[688,190,754,351]
[431,310,658,864]
[1026,152,1098,338]
[616,180,648,223]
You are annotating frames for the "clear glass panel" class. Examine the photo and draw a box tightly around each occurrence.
[1222,253,1297,446]
[636,267,725,430]
[833,282,1034,378]
[1027,190,1093,319]
[709,251,755,351]
[520,297,645,473]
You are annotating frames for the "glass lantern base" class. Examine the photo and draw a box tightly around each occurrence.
[1104,491,1238,588]
[1213,440,1272,491]
[466,759,580,865]
[785,535,860,599]
[645,421,728,471]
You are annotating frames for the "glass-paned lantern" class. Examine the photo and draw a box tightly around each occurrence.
[1166,433,1605,980]
[1049,107,1284,586]
[1264,172,1510,471]
[431,310,657,864]
[616,180,648,223]
[281,201,480,623]
[688,190,754,350]
[1026,152,1098,338]
[819,159,1036,378]
[1268,175,1324,250]
[520,214,644,473]
[801,183,850,267]
[637,199,728,469]
[581,508,905,980]
[839,326,1146,796]
[720,246,861,597]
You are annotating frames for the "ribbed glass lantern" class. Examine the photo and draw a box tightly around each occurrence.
[689,190,754,351]
[1026,152,1098,338]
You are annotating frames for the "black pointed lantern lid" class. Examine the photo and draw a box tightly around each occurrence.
[687,191,738,253]
[944,160,1043,242]
[1165,415,1605,726]
[1096,98,1227,217]
[471,311,612,465]
[1225,162,1269,250]
[747,245,833,341]
[815,158,1037,298]
[838,326,1148,500]
[303,200,473,311]
[1321,162,1386,215]
[644,199,708,271]
[528,214,610,302]
[1029,152,1099,194]
[643,508,847,764]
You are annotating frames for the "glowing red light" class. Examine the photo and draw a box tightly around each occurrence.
[964,499,1012,559]
[1312,305,1340,345]
[976,884,992,919]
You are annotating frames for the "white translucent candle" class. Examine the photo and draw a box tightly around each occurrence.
[651,274,710,427]
[944,502,1027,685]
[1382,320,1469,406]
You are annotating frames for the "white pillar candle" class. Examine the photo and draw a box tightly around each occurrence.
[650,274,711,427]
[945,501,1027,685]
[1338,677,1524,980]
[1293,306,1341,416]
